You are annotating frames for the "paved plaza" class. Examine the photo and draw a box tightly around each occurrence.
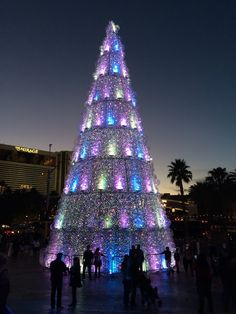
[6,255,233,314]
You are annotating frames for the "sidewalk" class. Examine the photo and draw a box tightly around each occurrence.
[7,255,230,314]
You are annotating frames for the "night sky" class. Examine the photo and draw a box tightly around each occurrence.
[1,0,235,193]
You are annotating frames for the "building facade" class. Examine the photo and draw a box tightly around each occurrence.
[0,144,71,195]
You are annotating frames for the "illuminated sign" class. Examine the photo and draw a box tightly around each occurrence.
[15,146,38,154]
[19,184,32,190]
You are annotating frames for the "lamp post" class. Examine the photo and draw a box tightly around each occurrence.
[44,143,52,238]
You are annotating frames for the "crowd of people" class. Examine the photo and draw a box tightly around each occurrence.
[49,245,106,310]
[1,236,236,313]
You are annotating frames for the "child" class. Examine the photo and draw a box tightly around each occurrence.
[139,272,162,309]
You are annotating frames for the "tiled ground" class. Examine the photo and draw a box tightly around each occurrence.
[6,255,234,314]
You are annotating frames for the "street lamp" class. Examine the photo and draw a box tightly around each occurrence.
[44,144,52,238]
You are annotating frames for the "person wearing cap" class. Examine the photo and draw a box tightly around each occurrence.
[0,254,10,313]
[50,253,67,310]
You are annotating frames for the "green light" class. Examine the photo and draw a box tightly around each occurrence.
[86,113,92,129]
[104,216,112,228]
[98,173,107,190]
[107,142,116,156]
[130,114,136,129]
[116,88,123,99]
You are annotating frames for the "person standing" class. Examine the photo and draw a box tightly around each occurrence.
[183,247,194,276]
[0,254,10,314]
[121,254,135,307]
[93,248,105,278]
[82,245,93,280]
[69,257,82,308]
[174,248,180,273]
[195,254,214,314]
[50,252,67,310]
[136,244,144,272]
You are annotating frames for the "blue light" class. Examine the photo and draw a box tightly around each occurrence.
[112,64,119,73]
[161,256,167,269]
[107,113,115,125]
[80,146,87,159]
[136,145,143,159]
[71,179,78,192]
[94,93,99,101]
[114,40,119,51]
[134,215,144,228]
[109,253,116,274]
[131,175,141,192]
[132,98,136,107]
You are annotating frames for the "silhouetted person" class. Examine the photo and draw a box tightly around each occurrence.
[183,247,194,276]
[121,254,137,307]
[195,254,213,314]
[136,244,144,272]
[174,248,180,273]
[0,254,10,314]
[94,247,105,278]
[82,245,93,280]
[50,252,67,310]
[160,247,172,274]
[69,257,82,308]
[129,245,137,260]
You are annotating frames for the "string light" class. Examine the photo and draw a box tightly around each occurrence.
[45,21,174,272]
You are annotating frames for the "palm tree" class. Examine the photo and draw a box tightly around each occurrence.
[167,159,192,238]
[167,159,192,198]
[206,167,228,186]
[228,169,236,183]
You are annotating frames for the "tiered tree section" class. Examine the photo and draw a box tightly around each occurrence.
[45,22,174,272]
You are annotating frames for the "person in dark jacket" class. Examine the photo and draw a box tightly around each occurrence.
[136,244,144,272]
[82,245,93,280]
[174,248,180,273]
[0,254,10,314]
[50,252,67,310]
[121,254,133,306]
[93,247,105,278]
[195,254,213,314]
[69,257,82,307]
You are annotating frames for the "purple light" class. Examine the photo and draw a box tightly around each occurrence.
[115,176,123,190]
[80,176,88,191]
[146,179,152,192]
[147,246,159,270]
[64,185,69,194]
[104,88,109,98]
[146,208,155,227]
[120,118,127,126]
[126,92,131,101]
[125,146,132,156]
[100,66,106,75]
[91,141,100,156]
[104,44,110,51]
[74,152,79,162]
[119,210,129,228]
[88,93,93,104]
[95,116,102,126]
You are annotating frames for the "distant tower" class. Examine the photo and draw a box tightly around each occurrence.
[45,21,174,272]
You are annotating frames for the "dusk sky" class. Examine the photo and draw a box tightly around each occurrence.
[1,0,235,193]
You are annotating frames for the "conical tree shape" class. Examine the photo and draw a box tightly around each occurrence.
[45,21,175,272]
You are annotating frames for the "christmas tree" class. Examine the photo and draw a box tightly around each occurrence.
[44,21,175,272]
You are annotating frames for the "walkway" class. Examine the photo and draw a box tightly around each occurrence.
[7,255,232,314]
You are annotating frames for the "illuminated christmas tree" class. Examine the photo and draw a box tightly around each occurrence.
[45,21,174,272]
